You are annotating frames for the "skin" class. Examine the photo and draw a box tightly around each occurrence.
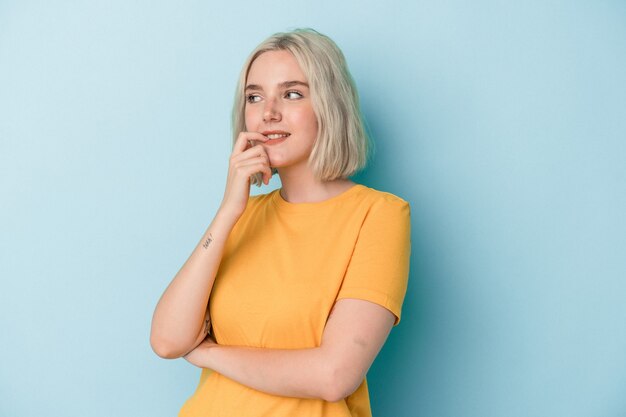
[244,50,318,182]
[150,50,395,402]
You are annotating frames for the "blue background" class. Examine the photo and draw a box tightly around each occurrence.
[1,1,625,416]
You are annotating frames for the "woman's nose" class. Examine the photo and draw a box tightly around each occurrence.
[263,98,281,122]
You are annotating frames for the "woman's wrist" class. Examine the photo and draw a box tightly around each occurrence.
[185,338,219,369]
[215,204,243,227]
[203,343,219,369]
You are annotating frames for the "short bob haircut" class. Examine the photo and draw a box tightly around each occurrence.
[231,28,372,186]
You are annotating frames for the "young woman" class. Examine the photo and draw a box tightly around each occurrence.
[150,28,411,417]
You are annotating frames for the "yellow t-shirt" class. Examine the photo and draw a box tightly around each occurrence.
[179,184,411,417]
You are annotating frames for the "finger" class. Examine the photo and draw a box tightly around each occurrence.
[263,169,272,185]
[262,165,273,185]
[235,156,269,172]
[235,159,270,177]
[232,144,269,164]
[236,162,271,182]
[233,132,268,154]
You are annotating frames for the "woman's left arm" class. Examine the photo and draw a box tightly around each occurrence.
[183,298,395,402]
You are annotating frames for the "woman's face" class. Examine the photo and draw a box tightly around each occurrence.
[244,50,318,172]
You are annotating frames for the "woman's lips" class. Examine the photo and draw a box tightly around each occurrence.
[262,131,290,145]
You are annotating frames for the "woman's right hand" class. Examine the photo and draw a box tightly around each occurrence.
[219,132,272,219]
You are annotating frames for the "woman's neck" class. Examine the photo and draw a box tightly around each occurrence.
[277,166,355,204]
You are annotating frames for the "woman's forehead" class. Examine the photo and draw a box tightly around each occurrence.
[246,50,308,87]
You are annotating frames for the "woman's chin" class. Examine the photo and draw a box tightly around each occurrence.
[266,155,286,168]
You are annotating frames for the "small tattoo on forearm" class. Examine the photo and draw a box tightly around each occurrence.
[202,233,213,249]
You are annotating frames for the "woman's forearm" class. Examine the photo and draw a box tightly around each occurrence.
[150,207,239,359]
[151,133,272,359]
[184,299,395,401]
[190,343,344,401]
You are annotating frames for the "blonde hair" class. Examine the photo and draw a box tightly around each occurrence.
[231,28,372,186]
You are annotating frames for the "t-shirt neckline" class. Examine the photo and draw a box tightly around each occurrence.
[271,183,364,213]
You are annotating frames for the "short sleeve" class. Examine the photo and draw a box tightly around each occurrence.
[336,197,411,325]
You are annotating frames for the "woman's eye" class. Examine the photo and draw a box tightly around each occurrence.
[246,94,261,103]
[285,91,303,99]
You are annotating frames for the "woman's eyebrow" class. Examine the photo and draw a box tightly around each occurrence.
[245,80,309,92]
[245,84,263,92]
[279,80,309,89]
